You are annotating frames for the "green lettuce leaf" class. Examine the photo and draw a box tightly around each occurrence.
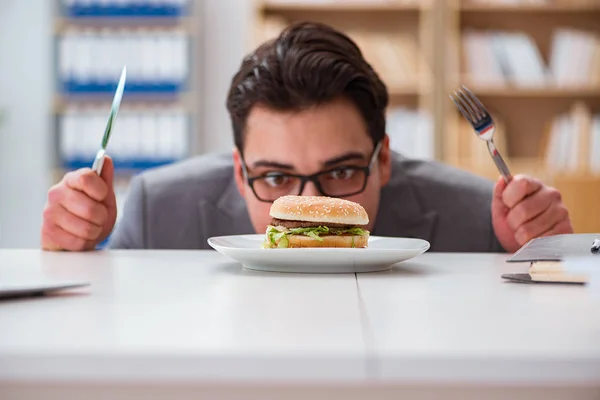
[288,226,330,236]
[305,230,324,241]
[263,225,369,248]
[339,227,369,236]
[263,226,285,248]
[277,233,289,248]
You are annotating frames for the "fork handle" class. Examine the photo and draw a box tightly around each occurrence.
[486,141,512,183]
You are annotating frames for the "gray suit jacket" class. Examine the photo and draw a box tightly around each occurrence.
[108,152,505,252]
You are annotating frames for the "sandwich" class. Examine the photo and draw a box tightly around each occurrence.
[263,195,370,248]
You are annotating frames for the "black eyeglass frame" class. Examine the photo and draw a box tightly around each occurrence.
[239,140,383,203]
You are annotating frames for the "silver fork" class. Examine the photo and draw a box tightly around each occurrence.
[450,85,512,183]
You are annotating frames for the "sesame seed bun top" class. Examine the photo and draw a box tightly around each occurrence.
[269,195,369,226]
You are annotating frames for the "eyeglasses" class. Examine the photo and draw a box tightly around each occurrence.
[240,141,382,203]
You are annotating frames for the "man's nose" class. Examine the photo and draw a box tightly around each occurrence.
[299,181,322,197]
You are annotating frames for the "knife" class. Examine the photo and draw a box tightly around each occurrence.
[91,66,127,176]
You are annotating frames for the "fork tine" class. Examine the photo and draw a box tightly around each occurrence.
[452,90,479,122]
[461,85,488,119]
[456,88,483,121]
[449,92,475,123]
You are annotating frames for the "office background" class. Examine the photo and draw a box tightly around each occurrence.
[0,0,599,248]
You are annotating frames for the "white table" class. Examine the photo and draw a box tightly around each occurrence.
[0,250,599,400]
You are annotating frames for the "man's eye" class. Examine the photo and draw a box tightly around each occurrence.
[328,168,356,180]
[263,174,291,187]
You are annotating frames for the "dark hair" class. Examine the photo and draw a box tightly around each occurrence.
[226,21,389,153]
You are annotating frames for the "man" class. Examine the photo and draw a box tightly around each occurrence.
[40,22,572,253]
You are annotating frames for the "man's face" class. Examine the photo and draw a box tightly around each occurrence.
[232,96,392,234]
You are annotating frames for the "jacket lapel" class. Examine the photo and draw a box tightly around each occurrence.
[372,154,438,243]
[217,178,255,233]
[197,175,255,241]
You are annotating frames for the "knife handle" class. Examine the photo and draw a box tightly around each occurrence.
[92,148,106,176]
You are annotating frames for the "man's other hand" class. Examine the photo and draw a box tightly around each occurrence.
[491,174,573,253]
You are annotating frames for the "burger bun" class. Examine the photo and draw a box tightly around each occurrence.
[286,234,368,248]
[270,195,369,226]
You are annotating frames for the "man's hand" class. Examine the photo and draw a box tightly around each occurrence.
[41,156,118,251]
[491,174,573,253]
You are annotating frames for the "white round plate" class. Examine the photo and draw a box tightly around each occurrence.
[207,234,430,273]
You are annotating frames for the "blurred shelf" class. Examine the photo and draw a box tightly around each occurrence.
[259,0,429,13]
[460,2,600,12]
[53,96,192,113]
[60,81,186,95]
[452,157,600,183]
[388,83,430,96]
[60,82,187,94]
[55,91,190,104]
[62,158,180,172]
[458,85,600,98]
[60,3,189,18]
[54,17,196,33]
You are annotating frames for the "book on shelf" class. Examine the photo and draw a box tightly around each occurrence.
[462,30,506,87]
[549,28,598,88]
[349,31,427,90]
[463,29,548,88]
[59,106,189,171]
[58,26,189,94]
[544,102,600,175]
[60,0,190,17]
[462,28,600,89]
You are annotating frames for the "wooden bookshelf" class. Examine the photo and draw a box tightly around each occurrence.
[258,0,430,12]
[251,0,600,233]
[54,16,198,32]
[458,86,600,98]
[460,2,600,12]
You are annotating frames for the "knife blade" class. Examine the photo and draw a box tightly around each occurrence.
[92,66,127,176]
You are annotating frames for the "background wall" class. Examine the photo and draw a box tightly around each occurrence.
[0,0,53,248]
[201,0,253,154]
